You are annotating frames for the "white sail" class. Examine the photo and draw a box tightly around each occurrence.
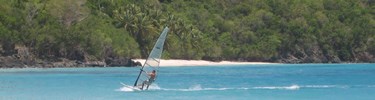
[133,27,169,90]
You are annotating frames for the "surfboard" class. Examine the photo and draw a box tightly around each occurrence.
[121,82,141,91]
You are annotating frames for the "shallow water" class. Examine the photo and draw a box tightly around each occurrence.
[1,64,375,100]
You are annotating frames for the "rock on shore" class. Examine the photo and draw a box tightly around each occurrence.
[0,47,142,68]
[0,55,141,68]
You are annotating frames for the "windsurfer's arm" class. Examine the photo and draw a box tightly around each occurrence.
[148,73,155,77]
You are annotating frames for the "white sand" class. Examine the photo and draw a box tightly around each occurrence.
[132,59,276,67]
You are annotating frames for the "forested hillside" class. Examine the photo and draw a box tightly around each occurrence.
[0,0,374,67]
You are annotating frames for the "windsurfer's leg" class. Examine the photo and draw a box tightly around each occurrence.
[141,83,145,90]
[139,80,148,89]
[146,84,150,90]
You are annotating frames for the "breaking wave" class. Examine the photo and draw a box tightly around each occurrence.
[254,85,300,90]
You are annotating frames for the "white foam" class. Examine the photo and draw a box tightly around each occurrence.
[156,84,252,91]
[303,85,350,89]
[119,84,300,92]
[304,85,336,88]
[252,84,355,90]
[148,84,233,91]
[118,84,368,92]
[254,85,300,90]
[118,86,136,92]
[117,83,142,92]
[287,85,300,90]
[189,84,202,90]
[147,83,161,90]
[159,85,203,91]
[117,83,162,92]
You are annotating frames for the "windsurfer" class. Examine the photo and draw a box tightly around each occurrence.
[146,70,156,85]
[138,70,157,88]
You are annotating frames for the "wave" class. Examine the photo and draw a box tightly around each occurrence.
[157,84,247,91]
[118,84,375,92]
[303,85,348,88]
[254,85,300,90]
[253,85,354,90]
[303,85,375,89]
[117,84,243,92]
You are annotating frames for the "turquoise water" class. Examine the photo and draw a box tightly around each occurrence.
[1,64,375,100]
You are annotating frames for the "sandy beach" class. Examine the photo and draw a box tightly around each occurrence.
[132,59,276,67]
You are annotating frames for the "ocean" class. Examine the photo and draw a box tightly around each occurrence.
[0,64,375,100]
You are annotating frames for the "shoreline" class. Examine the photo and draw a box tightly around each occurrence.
[132,59,277,67]
[0,59,276,69]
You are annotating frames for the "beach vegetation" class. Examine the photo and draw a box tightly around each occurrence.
[0,0,374,63]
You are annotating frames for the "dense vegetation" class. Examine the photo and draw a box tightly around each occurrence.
[0,0,374,64]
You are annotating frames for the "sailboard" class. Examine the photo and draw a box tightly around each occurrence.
[133,27,169,90]
[121,82,141,91]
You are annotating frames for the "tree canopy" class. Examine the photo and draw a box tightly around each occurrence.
[0,0,374,63]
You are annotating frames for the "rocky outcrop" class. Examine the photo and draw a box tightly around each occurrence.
[275,45,375,63]
[0,55,141,68]
[0,44,139,68]
[0,56,25,68]
[355,52,375,63]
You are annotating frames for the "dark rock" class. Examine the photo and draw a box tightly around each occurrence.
[135,61,142,66]
[83,61,105,67]
[356,52,374,63]
[278,53,302,63]
[105,57,133,67]
[0,56,24,68]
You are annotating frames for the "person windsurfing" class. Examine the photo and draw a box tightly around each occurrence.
[146,70,156,85]
[138,70,156,89]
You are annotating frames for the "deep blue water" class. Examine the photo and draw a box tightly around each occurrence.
[1,64,375,100]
